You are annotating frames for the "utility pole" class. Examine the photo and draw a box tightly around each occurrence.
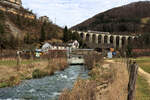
[55,18,56,24]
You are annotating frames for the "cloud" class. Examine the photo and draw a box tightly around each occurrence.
[22,0,148,27]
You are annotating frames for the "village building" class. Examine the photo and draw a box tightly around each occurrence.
[42,43,52,52]
[39,16,51,23]
[67,40,79,49]
[41,40,79,52]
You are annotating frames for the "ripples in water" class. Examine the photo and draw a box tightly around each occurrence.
[0,65,89,100]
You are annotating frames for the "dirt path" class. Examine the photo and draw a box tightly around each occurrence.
[106,59,150,86]
[138,67,150,85]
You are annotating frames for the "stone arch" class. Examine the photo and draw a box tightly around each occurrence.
[128,37,132,44]
[110,36,114,44]
[92,34,96,43]
[98,35,102,44]
[80,33,84,39]
[116,36,120,48]
[104,35,108,44]
[134,37,138,40]
[133,37,138,47]
[122,37,126,46]
[133,37,138,43]
[86,33,90,42]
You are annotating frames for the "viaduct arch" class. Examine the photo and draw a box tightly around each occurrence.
[75,30,137,49]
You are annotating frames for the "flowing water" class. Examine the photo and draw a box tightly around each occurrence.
[0,65,89,100]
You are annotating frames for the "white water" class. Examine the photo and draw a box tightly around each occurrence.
[0,65,89,100]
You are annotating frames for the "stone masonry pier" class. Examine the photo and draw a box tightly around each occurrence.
[74,30,137,49]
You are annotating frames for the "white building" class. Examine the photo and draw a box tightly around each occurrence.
[68,40,79,49]
[42,43,52,52]
[39,16,51,23]
[41,40,79,53]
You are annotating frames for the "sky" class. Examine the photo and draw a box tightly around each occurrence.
[22,0,148,28]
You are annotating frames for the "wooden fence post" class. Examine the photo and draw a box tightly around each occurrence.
[127,62,138,100]
[16,51,21,71]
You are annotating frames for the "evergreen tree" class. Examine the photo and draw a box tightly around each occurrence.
[126,44,133,57]
[71,32,80,41]
[142,33,150,47]
[63,26,69,42]
[0,23,4,34]
[40,23,46,42]
[0,23,4,50]
[24,33,30,44]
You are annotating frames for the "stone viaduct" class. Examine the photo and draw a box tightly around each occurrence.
[74,30,137,49]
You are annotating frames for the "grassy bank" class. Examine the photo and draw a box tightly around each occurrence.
[0,59,39,66]
[0,58,68,88]
[59,53,128,100]
[135,57,150,99]
[136,75,150,99]
[135,57,150,73]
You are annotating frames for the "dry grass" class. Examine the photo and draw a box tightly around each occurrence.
[59,59,129,100]
[99,61,129,100]
[0,58,68,88]
[84,51,103,70]
[59,79,97,100]
[59,52,103,100]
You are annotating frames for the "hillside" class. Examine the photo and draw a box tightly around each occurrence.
[71,1,150,34]
[0,4,63,49]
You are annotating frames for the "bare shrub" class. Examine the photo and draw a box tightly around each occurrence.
[59,79,97,100]
[88,63,116,84]
[84,51,103,70]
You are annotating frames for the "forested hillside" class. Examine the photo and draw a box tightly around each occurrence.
[72,1,150,34]
[0,8,63,49]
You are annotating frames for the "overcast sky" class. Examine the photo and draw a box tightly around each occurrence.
[22,0,147,27]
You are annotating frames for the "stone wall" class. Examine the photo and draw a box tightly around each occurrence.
[0,0,22,9]
[9,0,22,5]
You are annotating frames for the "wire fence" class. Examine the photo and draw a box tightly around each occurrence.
[118,58,150,100]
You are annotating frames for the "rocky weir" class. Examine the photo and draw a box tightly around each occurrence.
[0,65,89,100]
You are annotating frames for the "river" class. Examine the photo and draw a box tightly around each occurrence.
[0,65,89,100]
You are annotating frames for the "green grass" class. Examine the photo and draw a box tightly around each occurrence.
[112,57,150,98]
[0,82,9,88]
[139,64,150,74]
[135,57,150,99]
[136,75,150,97]
[135,57,150,63]
[135,57,150,74]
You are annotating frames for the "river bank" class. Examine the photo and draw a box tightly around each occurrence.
[0,57,68,88]
[0,65,89,100]
[59,58,129,100]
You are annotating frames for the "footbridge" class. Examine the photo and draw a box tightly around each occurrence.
[74,30,137,49]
